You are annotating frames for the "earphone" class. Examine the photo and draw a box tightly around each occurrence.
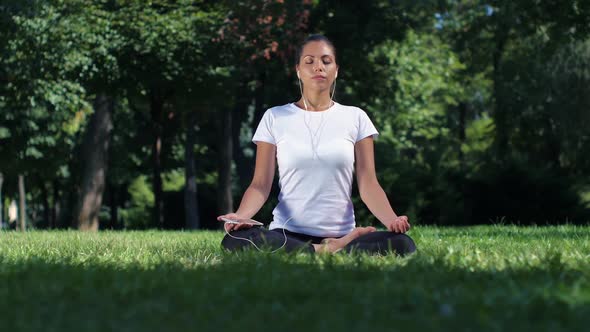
[224,217,294,253]
[226,68,338,252]
[296,69,338,114]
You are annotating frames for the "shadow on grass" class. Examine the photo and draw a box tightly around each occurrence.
[0,253,588,332]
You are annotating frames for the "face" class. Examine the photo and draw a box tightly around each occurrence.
[296,41,338,91]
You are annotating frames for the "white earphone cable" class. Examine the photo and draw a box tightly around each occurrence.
[223,217,294,253]
[298,73,336,159]
[225,73,339,253]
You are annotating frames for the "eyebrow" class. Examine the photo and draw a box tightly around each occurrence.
[303,55,334,59]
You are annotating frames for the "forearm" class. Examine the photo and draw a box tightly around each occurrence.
[235,185,269,219]
[360,180,398,226]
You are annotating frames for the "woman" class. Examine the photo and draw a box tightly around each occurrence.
[218,35,416,255]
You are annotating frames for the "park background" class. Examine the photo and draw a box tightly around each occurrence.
[1,0,590,231]
[2,2,590,331]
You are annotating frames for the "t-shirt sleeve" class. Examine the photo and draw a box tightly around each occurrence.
[252,109,276,145]
[356,109,379,142]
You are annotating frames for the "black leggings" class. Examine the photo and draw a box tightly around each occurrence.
[221,227,417,256]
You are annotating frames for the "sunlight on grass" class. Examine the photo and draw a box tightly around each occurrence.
[0,226,588,332]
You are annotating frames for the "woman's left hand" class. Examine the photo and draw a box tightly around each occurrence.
[385,216,411,233]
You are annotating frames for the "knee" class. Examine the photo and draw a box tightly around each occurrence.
[393,233,417,256]
[221,227,263,251]
[377,232,417,256]
[344,231,417,256]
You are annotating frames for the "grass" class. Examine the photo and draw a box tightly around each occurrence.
[1,225,589,332]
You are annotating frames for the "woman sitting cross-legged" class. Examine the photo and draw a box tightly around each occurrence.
[218,34,416,256]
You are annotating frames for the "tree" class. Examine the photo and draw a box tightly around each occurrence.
[0,172,3,226]
[366,30,468,224]
[17,175,25,230]
[114,0,223,228]
[436,0,590,160]
[0,0,93,229]
[214,0,311,216]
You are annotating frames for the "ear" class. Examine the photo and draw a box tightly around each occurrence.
[295,65,300,78]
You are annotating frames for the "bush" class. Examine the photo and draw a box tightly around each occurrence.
[119,175,153,229]
[465,157,589,225]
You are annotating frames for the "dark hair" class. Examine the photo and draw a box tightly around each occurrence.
[295,34,337,65]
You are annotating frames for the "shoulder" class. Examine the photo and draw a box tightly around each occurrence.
[334,102,364,112]
[265,103,296,117]
[334,103,370,119]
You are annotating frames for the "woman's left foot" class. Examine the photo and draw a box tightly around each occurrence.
[317,226,376,253]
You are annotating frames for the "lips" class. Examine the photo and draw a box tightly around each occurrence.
[312,75,326,80]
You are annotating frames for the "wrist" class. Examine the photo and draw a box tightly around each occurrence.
[383,217,397,224]
[234,211,249,219]
[382,217,400,229]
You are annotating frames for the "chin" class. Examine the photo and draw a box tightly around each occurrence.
[311,81,329,86]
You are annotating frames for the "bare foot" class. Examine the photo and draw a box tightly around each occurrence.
[313,226,376,253]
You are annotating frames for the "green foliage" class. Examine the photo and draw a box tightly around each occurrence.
[0,0,118,178]
[368,30,465,151]
[114,0,223,97]
[162,169,185,192]
[500,36,590,173]
[581,189,590,209]
[462,116,494,157]
[120,176,154,229]
[359,30,470,225]
[465,156,590,225]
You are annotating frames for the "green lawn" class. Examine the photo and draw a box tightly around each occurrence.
[1,225,589,332]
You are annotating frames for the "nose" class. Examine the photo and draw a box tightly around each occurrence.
[313,60,325,73]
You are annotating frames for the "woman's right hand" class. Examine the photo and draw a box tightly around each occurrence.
[217,213,253,232]
[385,215,411,233]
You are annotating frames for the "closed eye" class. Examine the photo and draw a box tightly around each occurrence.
[321,55,333,64]
[303,55,335,65]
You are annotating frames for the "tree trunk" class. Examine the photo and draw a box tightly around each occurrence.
[59,182,78,229]
[150,91,165,228]
[218,107,234,215]
[73,94,113,231]
[458,102,470,225]
[458,102,467,165]
[41,181,49,228]
[544,116,562,168]
[18,174,25,231]
[0,172,3,227]
[118,183,126,229]
[492,27,509,160]
[241,75,267,189]
[250,75,266,148]
[51,179,59,229]
[184,112,200,229]
[108,181,118,229]
[232,82,253,191]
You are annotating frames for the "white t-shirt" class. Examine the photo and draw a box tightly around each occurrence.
[252,102,379,237]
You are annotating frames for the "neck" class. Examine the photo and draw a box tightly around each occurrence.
[299,89,332,112]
